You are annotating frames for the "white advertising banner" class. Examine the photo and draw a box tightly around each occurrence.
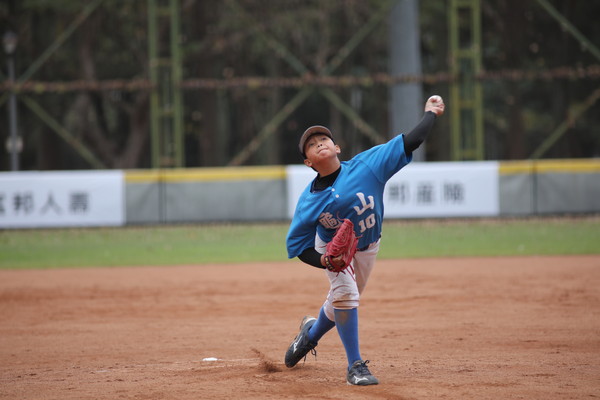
[286,162,499,219]
[383,161,499,218]
[0,171,124,228]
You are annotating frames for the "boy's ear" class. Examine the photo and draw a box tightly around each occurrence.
[304,158,312,168]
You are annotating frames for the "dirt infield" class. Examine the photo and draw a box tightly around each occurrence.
[1,256,599,399]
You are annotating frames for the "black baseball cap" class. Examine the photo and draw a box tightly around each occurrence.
[299,125,334,158]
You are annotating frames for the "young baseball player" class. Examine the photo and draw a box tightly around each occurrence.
[284,95,445,385]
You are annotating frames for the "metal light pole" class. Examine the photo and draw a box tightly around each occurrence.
[388,0,424,161]
[3,31,20,171]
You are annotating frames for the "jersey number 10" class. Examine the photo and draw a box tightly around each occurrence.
[353,193,376,233]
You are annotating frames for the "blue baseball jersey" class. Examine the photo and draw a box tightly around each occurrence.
[287,134,412,259]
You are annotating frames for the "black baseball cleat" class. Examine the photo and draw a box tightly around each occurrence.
[346,360,379,386]
[284,315,318,368]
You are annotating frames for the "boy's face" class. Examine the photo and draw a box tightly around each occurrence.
[303,134,341,168]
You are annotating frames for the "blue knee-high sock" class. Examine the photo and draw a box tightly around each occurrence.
[334,307,361,367]
[308,306,336,343]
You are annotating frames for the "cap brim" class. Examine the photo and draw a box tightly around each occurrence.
[299,125,333,156]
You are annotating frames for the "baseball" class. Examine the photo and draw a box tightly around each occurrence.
[430,95,442,103]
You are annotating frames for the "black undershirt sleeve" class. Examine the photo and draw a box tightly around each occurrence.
[402,111,437,154]
[298,247,325,269]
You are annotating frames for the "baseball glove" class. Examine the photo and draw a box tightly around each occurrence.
[323,219,359,273]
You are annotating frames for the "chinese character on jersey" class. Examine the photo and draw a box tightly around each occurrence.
[319,212,341,230]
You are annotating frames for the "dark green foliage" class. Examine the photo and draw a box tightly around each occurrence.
[0,0,598,170]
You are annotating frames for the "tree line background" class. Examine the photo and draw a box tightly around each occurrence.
[1,0,599,171]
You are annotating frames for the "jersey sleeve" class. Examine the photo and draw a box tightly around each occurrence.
[286,212,316,259]
[286,189,318,259]
[353,134,412,182]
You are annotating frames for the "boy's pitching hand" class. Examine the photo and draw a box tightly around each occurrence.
[425,95,445,116]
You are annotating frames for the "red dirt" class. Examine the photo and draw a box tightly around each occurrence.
[1,256,599,399]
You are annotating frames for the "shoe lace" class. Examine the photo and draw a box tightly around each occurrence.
[301,346,317,364]
[354,360,372,375]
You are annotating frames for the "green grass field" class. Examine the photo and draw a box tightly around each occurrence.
[1,216,598,270]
